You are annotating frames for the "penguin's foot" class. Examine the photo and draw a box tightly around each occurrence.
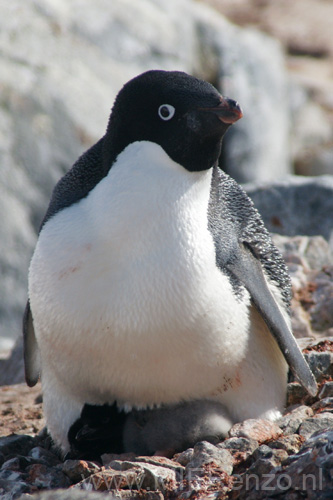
[67,403,127,461]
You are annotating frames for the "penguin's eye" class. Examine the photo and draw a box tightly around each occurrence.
[158,104,175,121]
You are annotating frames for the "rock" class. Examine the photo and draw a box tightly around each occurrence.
[28,447,62,467]
[0,477,33,499]
[278,405,314,435]
[296,144,333,178]
[248,444,288,474]
[19,490,117,500]
[304,351,333,382]
[173,448,194,467]
[228,419,282,443]
[290,88,333,175]
[245,175,333,245]
[268,434,304,455]
[134,462,177,492]
[298,413,333,440]
[252,444,287,463]
[74,465,145,492]
[132,456,184,474]
[194,2,291,184]
[230,445,289,498]
[218,437,258,464]
[1,457,22,472]
[0,338,26,387]
[231,429,333,499]
[312,397,333,412]
[26,463,71,489]
[0,435,36,458]
[185,441,233,476]
[306,268,333,332]
[286,382,310,406]
[61,459,101,483]
[272,234,333,271]
[271,237,333,338]
[75,461,177,493]
[0,469,26,483]
[1,358,333,500]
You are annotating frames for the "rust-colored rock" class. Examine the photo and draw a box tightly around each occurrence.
[228,419,283,443]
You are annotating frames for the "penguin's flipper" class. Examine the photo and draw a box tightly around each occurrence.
[23,301,40,387]
[226,243,317,397]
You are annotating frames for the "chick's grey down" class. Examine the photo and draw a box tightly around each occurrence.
[24,70,317,456]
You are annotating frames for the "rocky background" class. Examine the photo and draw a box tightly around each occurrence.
[0,0,333,498]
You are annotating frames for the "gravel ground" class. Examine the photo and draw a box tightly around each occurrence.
[1,340,332,499]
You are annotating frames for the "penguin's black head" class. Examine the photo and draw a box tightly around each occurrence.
[103,70,242,172]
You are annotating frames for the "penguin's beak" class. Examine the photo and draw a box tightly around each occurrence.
[199,98,243,125]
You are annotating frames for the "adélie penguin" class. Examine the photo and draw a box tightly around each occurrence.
[24,70,317,457]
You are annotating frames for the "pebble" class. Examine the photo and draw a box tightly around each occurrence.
[286,382,309,406]
[251,444,286,462]
[0,479,33,499]
[232,430,333,499]
[249,444,288,476]
[173,448,194,466]
[61,459,101,483]
[1,457,22,471]
[228,418,283,443]
[185,441,234,476]
[75,461,176,493]
[278,404,314,435]
[1,340,333,499]
[298,412,333,439]
[312,396,333,412]
[218,437,258,464]
[304,351,333,381]
[242,446,287,478]
[74,465,145,492]
[267,434,304,455]
[19,490,133,499]
[28,446,62,467]
[0,434,35,457]
[26,463,71,489]
[318,381,333,399]
[132,455,184,473]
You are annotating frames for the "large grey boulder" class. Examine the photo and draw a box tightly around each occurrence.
[245,175,333,245]
[194,3,291,183]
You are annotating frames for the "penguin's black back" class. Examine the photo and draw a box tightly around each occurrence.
[40,139,106,230]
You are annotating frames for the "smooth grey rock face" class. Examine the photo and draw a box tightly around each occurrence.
[245,175,333,245]
[194,3,291,184]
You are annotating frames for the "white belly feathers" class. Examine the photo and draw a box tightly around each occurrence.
[29,141,250,408]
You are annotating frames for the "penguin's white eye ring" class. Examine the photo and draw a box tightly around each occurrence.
[158,104,175,121]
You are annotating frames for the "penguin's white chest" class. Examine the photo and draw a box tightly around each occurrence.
[29,142,250,407]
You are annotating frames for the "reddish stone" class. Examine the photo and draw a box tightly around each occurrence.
[228,419,282,443]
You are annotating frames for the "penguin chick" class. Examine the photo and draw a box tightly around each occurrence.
[24,69,317,456]
[123,400,233,457]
